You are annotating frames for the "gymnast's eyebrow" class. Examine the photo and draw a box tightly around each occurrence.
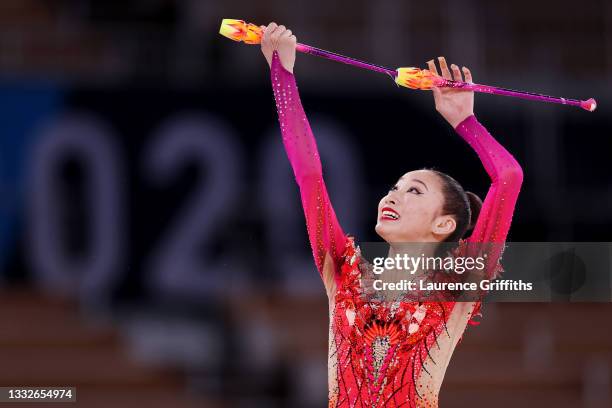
[412,179,429,191]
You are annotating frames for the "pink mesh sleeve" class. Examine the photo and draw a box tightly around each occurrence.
[455,115,524,280]
[270,51,347,281]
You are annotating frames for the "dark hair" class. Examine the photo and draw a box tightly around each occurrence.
[425,168,483,242]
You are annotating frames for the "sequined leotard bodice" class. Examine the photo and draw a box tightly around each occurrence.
[269,51,523,407]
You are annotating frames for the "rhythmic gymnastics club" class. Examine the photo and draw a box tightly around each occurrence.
[219,19,596,112]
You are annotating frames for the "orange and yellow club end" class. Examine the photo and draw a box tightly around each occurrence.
[395,67,441,90]
[219,18,263,44]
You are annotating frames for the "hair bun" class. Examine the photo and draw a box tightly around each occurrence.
[466,191,483,230]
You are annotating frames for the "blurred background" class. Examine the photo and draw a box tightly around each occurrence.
[0,0,611,407]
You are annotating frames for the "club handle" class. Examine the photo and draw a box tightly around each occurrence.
[396,67,597,112]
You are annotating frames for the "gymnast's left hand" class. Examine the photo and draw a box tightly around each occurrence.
[427,56,474,128]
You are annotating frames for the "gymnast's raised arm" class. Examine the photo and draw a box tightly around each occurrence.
[428,57,524,279]
[261,23,347,291]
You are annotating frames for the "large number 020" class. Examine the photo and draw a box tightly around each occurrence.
[24,113,362,306]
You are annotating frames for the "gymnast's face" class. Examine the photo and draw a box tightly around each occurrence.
[375,170,457,243]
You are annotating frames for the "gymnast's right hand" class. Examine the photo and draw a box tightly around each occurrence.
[260,22,297,73]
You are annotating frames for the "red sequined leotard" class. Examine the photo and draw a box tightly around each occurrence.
[269,51,523,407]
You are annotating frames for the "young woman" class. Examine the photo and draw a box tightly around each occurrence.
[260,22,523,407]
